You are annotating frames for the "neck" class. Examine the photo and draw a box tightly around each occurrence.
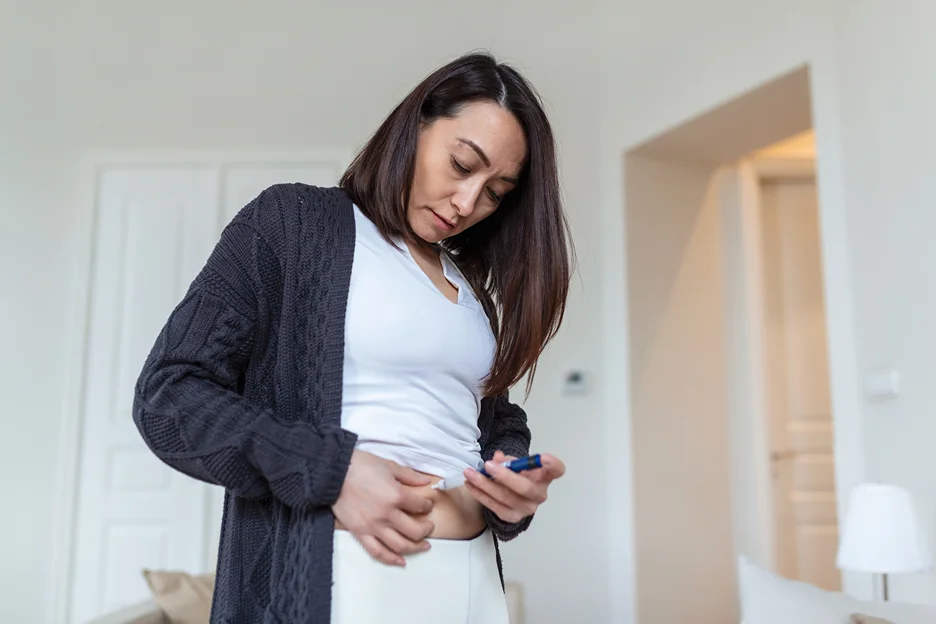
[404,235,440,256]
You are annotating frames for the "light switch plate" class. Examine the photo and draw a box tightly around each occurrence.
[865,369,900,401]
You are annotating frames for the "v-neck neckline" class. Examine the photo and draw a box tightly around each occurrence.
[400,239,463,306]
[351,203,477,309]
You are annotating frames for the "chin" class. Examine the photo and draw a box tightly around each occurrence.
[415,229,444,244]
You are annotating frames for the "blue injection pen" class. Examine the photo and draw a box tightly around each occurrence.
[431,454,543,490]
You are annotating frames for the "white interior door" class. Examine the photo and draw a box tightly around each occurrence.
[759,177,840,591]
[70,169,221,623]
[70,158,343,623]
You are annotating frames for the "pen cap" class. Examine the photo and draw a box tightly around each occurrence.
[508,454,542,472]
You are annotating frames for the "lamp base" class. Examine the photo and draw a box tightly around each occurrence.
[875,573,890,602]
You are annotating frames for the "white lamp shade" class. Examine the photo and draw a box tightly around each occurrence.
[836,483,932,574]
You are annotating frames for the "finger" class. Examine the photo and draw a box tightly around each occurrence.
[492,450,510,463]
[490,450,519,466]
[522,455,566,484]
[465,482,526,524]
[391,464,433,487]
[466,467,533,510]
[481,460,546,504]
[396,489,434,515]
[539,454,567,479]
[390,509,434,542]
[377,525,431,558]
[358,534,405,567]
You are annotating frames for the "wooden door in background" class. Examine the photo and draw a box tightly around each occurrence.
[760,177,840,591]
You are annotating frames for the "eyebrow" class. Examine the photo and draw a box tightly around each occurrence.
[457,138,519,185]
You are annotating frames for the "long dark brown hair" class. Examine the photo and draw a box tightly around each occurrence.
[340,52,573,398]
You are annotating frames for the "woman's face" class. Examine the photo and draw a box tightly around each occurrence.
[407,101,527,244]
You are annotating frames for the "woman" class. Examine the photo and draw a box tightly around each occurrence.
[133,51,572,624]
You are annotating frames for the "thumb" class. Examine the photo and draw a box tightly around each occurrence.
[391,464,432,486]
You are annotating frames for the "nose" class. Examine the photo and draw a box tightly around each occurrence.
[451,181,483,219]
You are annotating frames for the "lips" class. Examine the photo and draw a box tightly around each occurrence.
[430,210,456,231]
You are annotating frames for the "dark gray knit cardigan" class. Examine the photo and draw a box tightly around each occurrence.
[132,184,533,623]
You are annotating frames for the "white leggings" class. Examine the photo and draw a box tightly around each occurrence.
[330,528,510,624]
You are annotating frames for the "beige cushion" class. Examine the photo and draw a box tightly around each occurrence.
[737,556,936,624]
[142,570,214,624]
[849,615,895,624]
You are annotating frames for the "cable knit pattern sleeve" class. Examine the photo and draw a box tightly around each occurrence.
[132,193,357,509]
[481,393,535,541]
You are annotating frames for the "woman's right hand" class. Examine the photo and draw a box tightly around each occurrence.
[332,450,436,566]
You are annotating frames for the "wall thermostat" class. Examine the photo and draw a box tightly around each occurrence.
[562,370,587,396]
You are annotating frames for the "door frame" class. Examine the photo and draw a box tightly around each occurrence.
[730,152,843,579]
[49,149,352,624]
[720,159,778,571]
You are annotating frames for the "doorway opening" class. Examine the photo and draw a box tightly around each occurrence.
[749,132,839,592]
[623,66,840,622]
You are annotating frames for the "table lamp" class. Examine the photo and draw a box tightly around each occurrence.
[836,483,932,601]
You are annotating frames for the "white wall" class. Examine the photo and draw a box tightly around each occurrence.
[7,0,936,621]
[0,163,76,624]
[1,4,79,621]
[626,155,738,623]
[832,1,936,604]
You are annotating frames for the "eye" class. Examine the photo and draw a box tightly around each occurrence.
[487,188,501,203]
[450,156,470,175]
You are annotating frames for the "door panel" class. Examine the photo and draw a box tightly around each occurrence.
[760,179,839,592]
[71,169,220,623]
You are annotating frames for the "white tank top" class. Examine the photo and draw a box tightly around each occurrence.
[340,205,495,477]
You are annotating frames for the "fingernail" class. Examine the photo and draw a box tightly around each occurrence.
[485,461,496,471]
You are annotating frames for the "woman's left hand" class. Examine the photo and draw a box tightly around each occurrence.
[463,451,566,523]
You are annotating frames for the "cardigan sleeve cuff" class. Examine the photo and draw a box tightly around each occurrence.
[484,508,534,541]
